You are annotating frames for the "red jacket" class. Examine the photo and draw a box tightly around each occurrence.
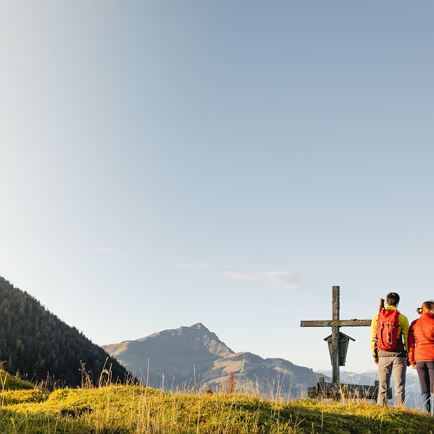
[408,312,434,365]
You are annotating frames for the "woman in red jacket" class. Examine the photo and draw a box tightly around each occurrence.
[408,301,434,415]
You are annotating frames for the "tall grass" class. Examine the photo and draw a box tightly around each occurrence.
[0,367,432,433]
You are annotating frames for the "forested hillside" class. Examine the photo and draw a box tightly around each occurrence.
[0,276,129,386]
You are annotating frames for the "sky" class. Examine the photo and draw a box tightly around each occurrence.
[0,1,433,373]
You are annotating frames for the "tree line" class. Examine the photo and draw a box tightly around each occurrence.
[0,276,130,387]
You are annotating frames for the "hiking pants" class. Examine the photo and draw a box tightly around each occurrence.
[416,361,434,416]
[377,356,407,406]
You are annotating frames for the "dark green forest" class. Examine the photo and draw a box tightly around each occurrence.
[0,276,130,387]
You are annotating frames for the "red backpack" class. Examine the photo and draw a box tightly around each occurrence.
[376,309,402,352]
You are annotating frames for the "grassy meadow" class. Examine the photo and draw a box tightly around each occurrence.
[0,371,432,433]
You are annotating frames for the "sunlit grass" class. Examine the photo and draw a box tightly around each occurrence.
[0,383,432,433]
[0,369,430,433]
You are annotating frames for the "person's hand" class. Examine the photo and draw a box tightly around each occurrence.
[411,364,416,369]
[407,359,411,367]
[374,357,379,365]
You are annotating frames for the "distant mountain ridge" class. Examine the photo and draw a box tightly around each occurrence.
[0,276,130,386]
[104,323,233,388]
[104,323,321,396]
[320,370,422,408]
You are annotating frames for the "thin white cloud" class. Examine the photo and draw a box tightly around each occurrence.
[177,264,299,289]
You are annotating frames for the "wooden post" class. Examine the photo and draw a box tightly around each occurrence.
[332,285,340,384]
[300,285,373,399]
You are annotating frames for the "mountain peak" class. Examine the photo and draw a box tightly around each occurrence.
[104,323,234,385]
[190,322,207,330]
[104,322,321,395]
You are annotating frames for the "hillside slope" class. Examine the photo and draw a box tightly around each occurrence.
[0,276,129,386]
[0,385,432,433]
[104,322,233,389]
[104,323,320,396]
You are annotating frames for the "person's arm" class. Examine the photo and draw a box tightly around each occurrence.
[370,313,378,359]
[408,321,416,366]
[400,314,410,354]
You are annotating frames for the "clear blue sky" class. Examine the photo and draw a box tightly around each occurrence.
[1,1,433,372]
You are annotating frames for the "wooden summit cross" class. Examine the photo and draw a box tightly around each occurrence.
[301,286,376,399]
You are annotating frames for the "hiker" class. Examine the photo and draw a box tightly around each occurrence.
[408,301,434,416]
[371,292,409,406]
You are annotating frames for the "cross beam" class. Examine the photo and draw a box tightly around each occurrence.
[300,320,371,327]
[300,286,371,384]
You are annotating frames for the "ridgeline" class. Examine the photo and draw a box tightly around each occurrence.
[0,276,129,386]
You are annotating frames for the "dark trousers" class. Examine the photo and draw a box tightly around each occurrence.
[416,361,434,416]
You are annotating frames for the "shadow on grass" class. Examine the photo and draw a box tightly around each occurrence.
[275,402,433,434]
[0,391,432,434]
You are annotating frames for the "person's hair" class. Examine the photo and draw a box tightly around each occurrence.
[416,301,434,314]
[386,292,400,306]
